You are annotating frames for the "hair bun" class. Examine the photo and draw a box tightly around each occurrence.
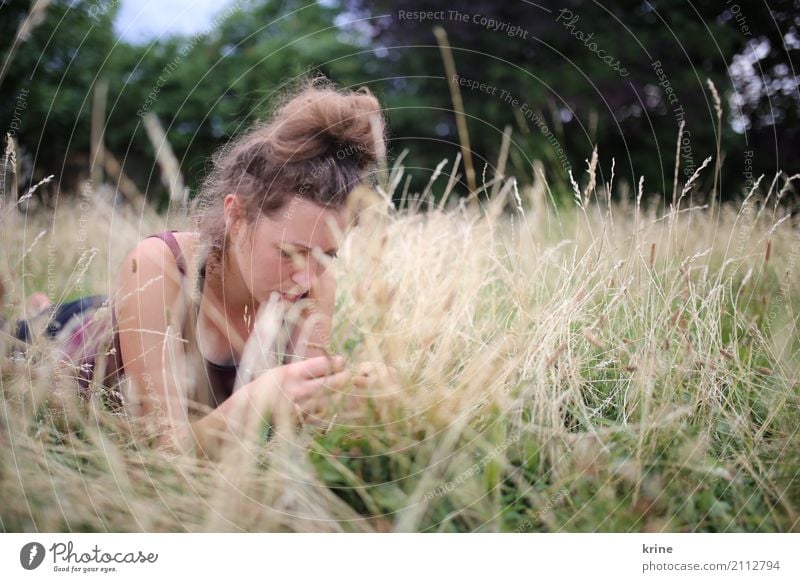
[267,79,384,169]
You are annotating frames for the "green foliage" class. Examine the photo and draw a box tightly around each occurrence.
[2,0,797,206]
[1,1,119,185]
[338,0,799,202]
[1,0,372,203]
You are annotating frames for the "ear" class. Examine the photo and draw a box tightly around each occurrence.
[223,193,243,236]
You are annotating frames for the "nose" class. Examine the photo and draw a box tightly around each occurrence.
[290,254,326,292]
[290,267,310,291]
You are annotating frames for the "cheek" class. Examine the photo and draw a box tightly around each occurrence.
[259,254,285,284]
[230,235,265,290]
[242,246,289,296]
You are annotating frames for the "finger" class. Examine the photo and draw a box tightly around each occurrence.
[291,354,345,379]
[356,361,379,375]
[354,375,371,389]
[294,392,330,418]
[293,370,351,401]
[292,374,353,419]
[303,384,362,418]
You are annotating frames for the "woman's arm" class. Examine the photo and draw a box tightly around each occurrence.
[176,354,349,456]
[115,238,190,437]
[115,239,349,455]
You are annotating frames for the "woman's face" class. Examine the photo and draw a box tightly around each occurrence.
[225,194,347,305]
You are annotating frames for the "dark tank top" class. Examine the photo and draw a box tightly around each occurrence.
[110,231,238,407]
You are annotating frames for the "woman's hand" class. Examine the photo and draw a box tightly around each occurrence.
[183,355,350,456]
[286,252,336,361]
[292,361,402,426]
[257,354,350,420]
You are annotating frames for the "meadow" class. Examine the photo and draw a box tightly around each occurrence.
[1,148,799,532]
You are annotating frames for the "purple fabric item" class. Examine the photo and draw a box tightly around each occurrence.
[147,230,187,276]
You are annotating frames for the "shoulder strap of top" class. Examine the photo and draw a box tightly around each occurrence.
[146,231,187,277]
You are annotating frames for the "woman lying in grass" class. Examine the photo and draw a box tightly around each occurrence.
[17,78,388,455]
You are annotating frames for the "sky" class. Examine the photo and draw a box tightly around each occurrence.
[114,0,239,44]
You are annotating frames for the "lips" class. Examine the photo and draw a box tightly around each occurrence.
[279,291,305,302]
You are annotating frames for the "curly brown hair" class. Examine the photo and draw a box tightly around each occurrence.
[191,77,386,277]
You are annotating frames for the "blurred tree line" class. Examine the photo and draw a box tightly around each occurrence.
[1,0,797,208]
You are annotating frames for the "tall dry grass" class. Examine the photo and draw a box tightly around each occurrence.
[1,152,799,532]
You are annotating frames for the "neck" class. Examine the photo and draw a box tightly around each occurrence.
[201,254,257,332]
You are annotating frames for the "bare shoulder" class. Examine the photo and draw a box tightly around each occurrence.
[116,232,194,296]
[113,233,203,343]
[123,231,200,273]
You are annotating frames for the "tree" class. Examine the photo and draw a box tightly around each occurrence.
[103,0,372,207]
[0,0,128,194]
[1,0,371,206]
[336,0,799,202]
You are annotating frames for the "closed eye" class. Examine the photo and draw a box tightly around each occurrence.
[281,244,337,262]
